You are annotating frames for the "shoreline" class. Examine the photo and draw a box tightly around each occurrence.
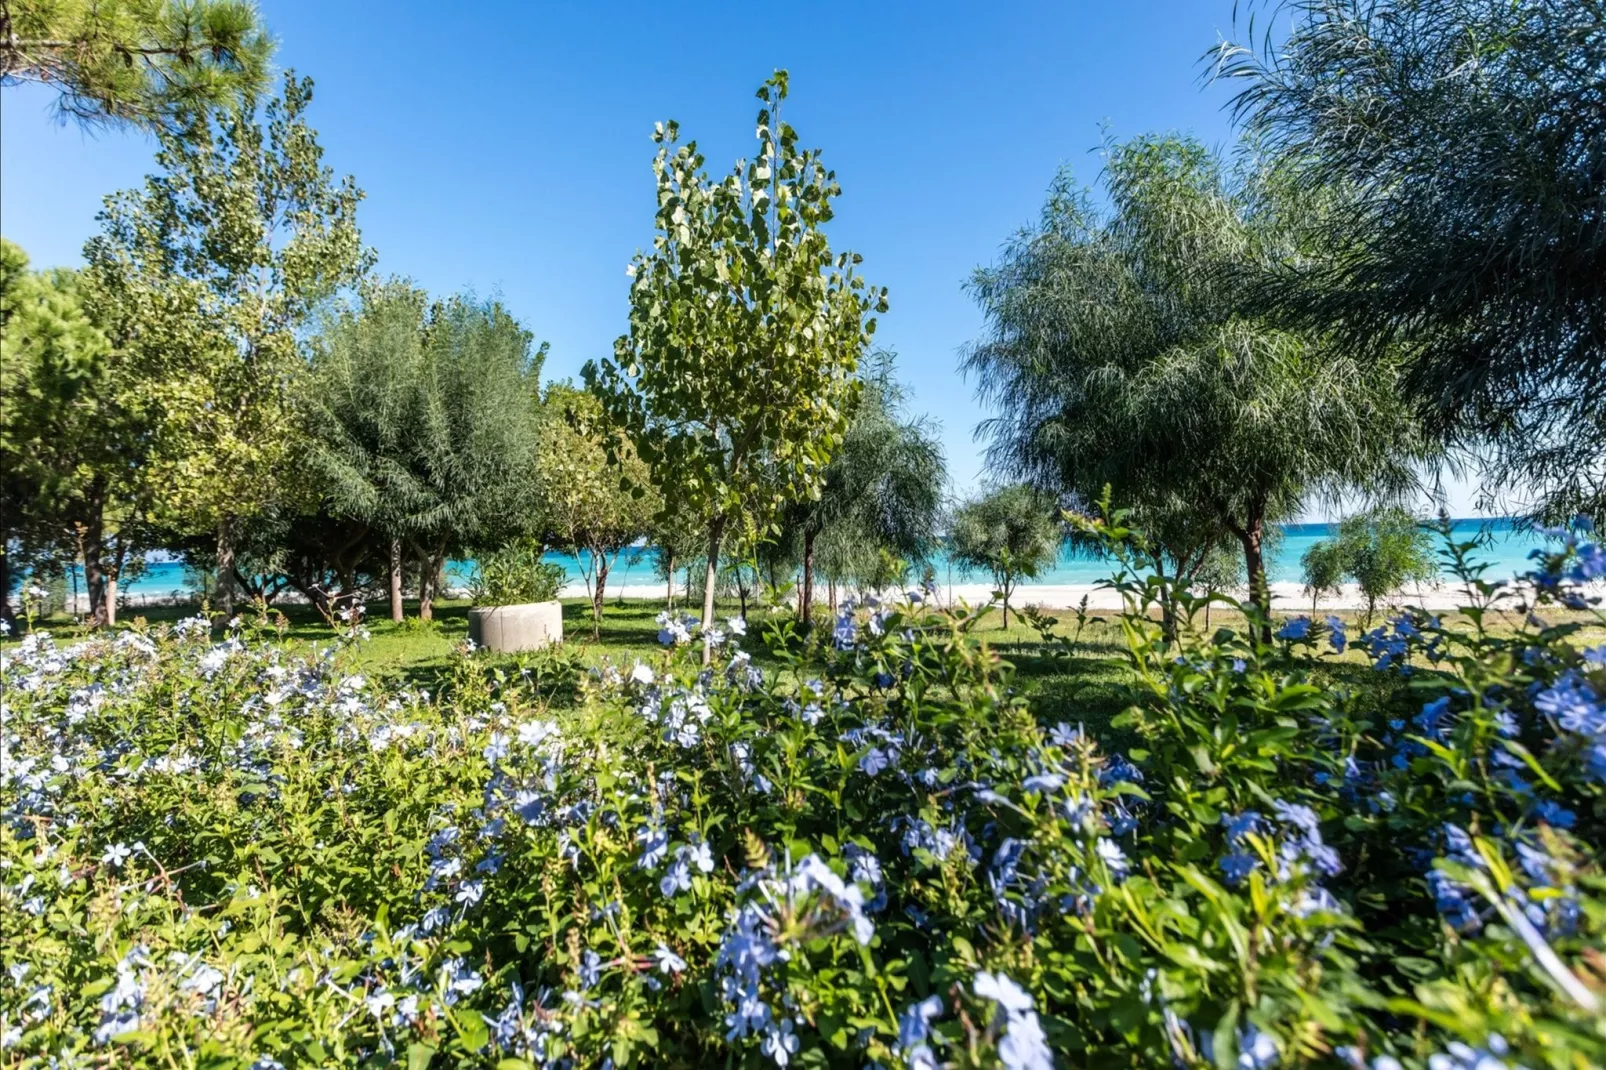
[40,577,1582,618]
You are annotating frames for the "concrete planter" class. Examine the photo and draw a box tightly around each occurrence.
[467,601,563,653]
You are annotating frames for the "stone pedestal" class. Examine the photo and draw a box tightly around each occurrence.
[467,601,563,653]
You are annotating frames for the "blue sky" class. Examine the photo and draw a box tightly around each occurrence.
[0,0,1480,515]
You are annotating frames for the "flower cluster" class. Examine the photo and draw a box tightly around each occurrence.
[2,517,1603,1069]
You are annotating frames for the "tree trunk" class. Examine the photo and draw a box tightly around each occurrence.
[216,516,237,619]
[663,549,675,610]
[1001,577,1010,630]
[82,531,107,628]
[1235,507,1272,643]
[417,544,436,621]
[0,547,13,631]
[701,516,726,665]
[105,530,133,627]
[593,550,610,636]
[79,480,110,627]
[801,529,816,629]
[389,539,404,622]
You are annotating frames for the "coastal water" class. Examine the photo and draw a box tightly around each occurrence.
[71,518,1551,600]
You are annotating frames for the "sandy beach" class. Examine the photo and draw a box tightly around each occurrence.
[576,578,1547,614]
[52,576,1582,619]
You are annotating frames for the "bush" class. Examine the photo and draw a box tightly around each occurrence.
[468,539,566,606]
[1,514,1602,1068]
[1300,507,1438,624]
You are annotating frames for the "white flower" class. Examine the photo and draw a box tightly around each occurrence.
[973,970,1033,1013]
[998,1008,1053,1070]
[100,843,133,869]
[654,945,686,974]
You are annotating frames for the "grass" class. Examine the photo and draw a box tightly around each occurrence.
[9,591,1602,747]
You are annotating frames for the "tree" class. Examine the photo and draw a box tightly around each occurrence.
[1217,0,1606,520]
[535,382,659,633]
[405,294,544,619]
[302,280,431,622]
[647,505,706,611]
[948,484,1060,629]
[1304,506,1438,625]
[787,352,946,627]
[83,71,371,617]
[586,70,887,662]
[1,0,271,128]
[1300,538,1345,617]
[0,238,159,627]
[964,136,1426,636]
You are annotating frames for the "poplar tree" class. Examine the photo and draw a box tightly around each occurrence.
[84,71,370,617]
[587,71,886,661]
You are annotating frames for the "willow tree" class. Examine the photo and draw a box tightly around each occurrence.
[1217,0,1606,520]
[403,295,544,619]
[302,280,430,621]
[587,70,887,661]
[786,352,946,626]
[965,136,1425,632]
[84,72,370,617]
[1,0,272,128]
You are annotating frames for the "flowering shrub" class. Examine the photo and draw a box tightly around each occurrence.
[1,517,1602,1068]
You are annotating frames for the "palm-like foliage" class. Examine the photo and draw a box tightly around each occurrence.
[1217,0,1606,519]
[965,135,1425,625]
[787,354,946,624]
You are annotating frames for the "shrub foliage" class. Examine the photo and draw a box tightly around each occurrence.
[2,515,1603,1068]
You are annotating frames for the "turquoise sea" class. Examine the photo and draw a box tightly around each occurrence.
[81,518,1551,599]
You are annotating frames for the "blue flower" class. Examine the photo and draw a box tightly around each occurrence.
[1222,811,1262,844]
[1021,772,1064,794]
[1324,616,1347,653]
[1424,1036,1514,1070]
[1442,824,1483,867]
[660,858,691,898]
[578,949,602,989]
[1534,674,1604,734]
[998,1008,1053,1070]
[898,994,944,1049]
[1219,851,1258,886]
[1414,697,1452,740]
[1237,1027,1279,1069]
[1531,799,1575,828]
[1272,800,1320,836]
[1096,838,1130,880]
[1048,722,1083,747]
[1427,869,1481,932]
[1276,617,1311,641]
[1100,754,1144,785]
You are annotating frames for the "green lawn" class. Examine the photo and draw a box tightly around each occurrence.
[9,592,1600,747]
